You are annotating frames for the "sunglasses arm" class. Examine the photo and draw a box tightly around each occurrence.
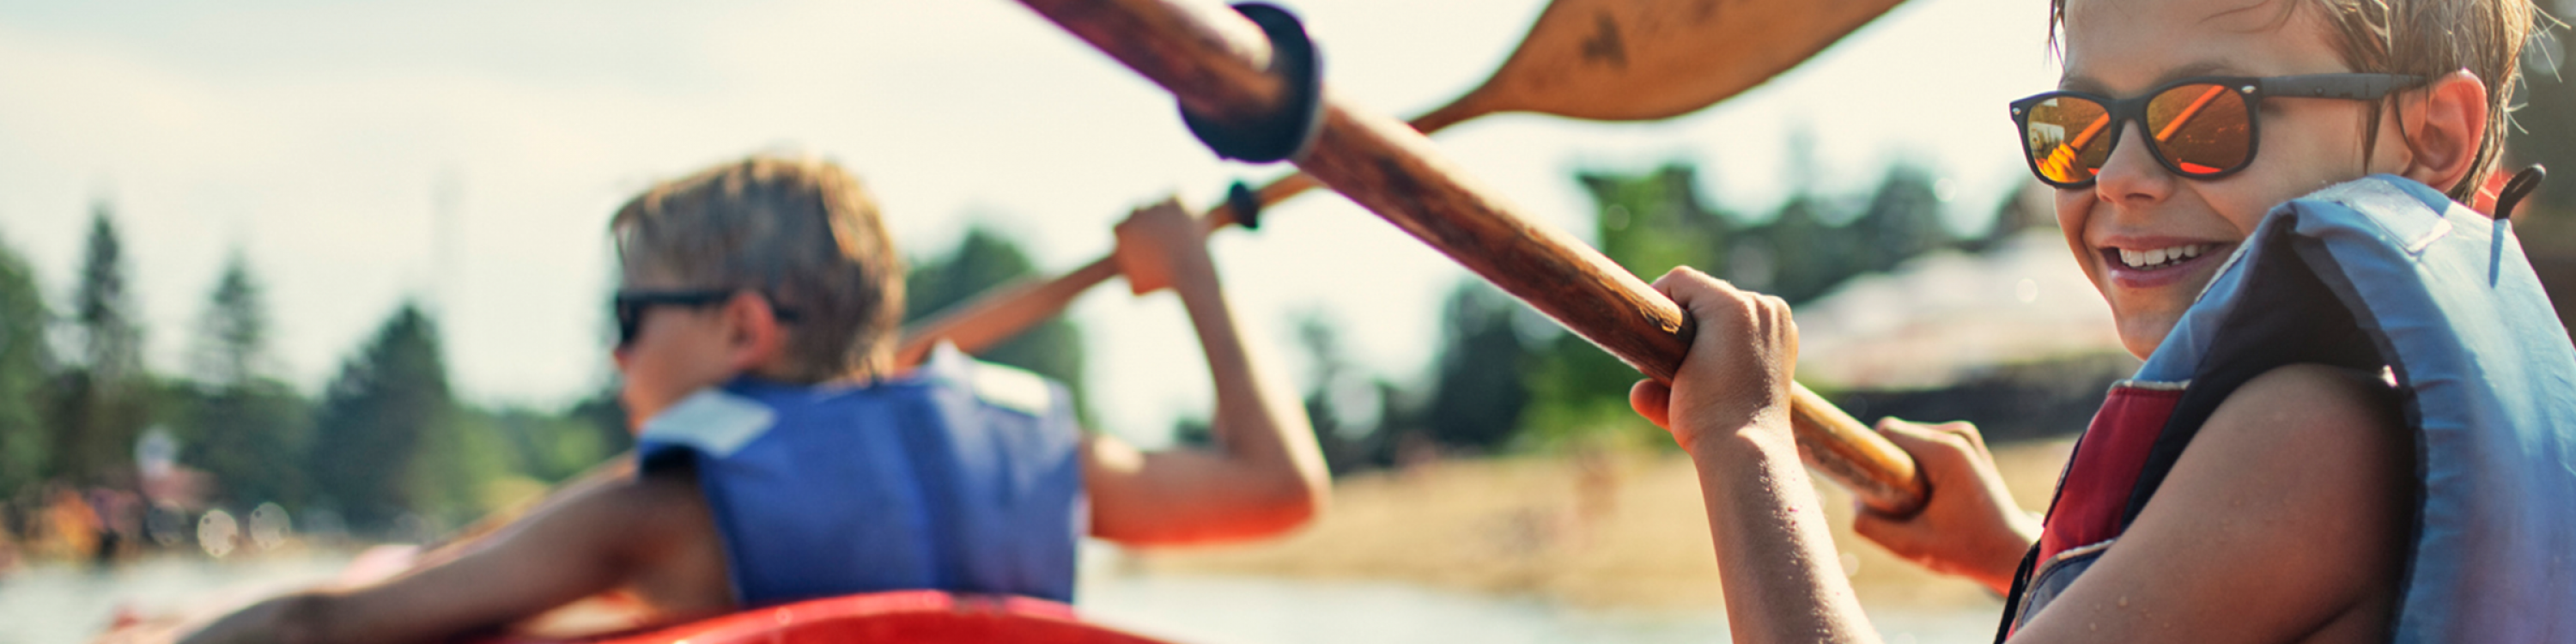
[2257,73,2424,100]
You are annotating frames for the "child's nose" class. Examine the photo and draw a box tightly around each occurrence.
[2092,122,2177,207]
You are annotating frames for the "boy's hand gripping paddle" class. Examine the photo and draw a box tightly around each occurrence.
[1011,0,1926,516]
[895,0,1912,369]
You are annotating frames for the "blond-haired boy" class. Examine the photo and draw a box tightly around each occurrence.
[1629,0,2567,641]
[176,155,1327,642]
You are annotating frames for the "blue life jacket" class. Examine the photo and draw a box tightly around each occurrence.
[636,344,1087,607]
[1996,175,2576,641]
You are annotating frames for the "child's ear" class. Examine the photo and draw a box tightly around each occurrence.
[722,293,787,371]
[2397,70,2489,195]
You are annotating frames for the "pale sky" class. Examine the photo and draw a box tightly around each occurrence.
[0,0,2060,446]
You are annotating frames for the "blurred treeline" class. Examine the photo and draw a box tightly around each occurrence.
[0,213,1086,541]
[1261,156,2063,477]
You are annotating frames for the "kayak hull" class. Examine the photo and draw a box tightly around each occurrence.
[483,591,1180,644]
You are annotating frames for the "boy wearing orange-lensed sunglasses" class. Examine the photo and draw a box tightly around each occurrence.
[1626,0,2568,641]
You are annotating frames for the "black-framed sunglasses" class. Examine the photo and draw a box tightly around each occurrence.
[2009,73,2424,188]
[613,289,802,348]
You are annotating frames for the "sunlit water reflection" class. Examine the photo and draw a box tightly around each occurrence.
[0,554,2000,644]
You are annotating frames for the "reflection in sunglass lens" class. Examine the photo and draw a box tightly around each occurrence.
[2023,96,2113,185]
[2145,82,2249,176]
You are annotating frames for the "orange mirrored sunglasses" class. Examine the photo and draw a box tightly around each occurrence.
[2009,74,2423,188]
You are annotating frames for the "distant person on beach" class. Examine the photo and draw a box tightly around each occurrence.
[1627,0,2570,641]
[172,155,1328,642]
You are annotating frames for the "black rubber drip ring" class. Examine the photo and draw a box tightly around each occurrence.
[1180,3,1324,164]
[1225,180,1264,230]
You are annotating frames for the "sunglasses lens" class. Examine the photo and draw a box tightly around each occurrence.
[2022,95,2114,185]
[615,301,642,347]
[2145,82,2250,177]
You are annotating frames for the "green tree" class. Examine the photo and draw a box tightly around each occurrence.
[902,225,1088,415]
[1755,195,1854,304]
[483,405,616,483]
[0,229,52,496]
[563,382,635,460]
[1577,164,1735,281]
[1417,282,1532,451]
[1850,163,1955,273]
[410,399,519,526]
[307,301,453,530]
[1523,164,1741,449]
[1287,313,1399,475]
[177,253,312,507]
[52,206,149,485]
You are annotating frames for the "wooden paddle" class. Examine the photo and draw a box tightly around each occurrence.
[431,0,1923,556]
[1012,0,1927,515]
[895,0,1910,366]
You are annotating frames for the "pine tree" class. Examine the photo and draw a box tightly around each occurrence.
[307,302,452,530]
[0,228,52,496]
[179,253,311,507]
[1417,282,1531,451]
[52,205,149,485]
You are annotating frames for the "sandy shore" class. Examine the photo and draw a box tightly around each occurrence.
[1116,439,2076,613]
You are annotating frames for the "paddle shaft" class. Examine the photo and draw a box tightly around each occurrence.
[895,173,1320,366]
[1012,0,1926,514]
[893,109,1483,367]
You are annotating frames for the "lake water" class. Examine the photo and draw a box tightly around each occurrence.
[0,553,2002,644]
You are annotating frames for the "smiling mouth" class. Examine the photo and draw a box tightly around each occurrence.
[2102,243,2221,272]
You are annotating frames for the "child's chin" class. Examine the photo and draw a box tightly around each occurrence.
[2114,309,2187,360]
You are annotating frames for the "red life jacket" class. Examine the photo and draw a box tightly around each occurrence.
[1998,381,2186,635]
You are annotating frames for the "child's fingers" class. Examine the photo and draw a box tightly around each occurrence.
[1867,417,2002,517]
[1649,267,1774,344]
[1648,266,1726,310]
[1628,379,1673,430]
[1111,197,1200,295]
[1874,417,1991,470]
[1133,197,1191,225]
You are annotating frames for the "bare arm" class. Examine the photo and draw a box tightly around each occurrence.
[2008,364,2409,643]
[177,472,722,644]
[1637,268,2407,644]
[1082,198,1329,545]
[1628,267,1880,644]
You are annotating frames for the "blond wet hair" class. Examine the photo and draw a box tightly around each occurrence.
[611,155,905,382]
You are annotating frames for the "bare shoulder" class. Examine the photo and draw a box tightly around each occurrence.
[590,468,714,536]
[2209,363,2405,444]
[2014,364,2411,643]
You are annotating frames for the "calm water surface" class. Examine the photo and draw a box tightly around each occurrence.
[0,553,1999,644]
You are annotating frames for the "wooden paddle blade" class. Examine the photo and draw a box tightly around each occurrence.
[1460,0,1910,123]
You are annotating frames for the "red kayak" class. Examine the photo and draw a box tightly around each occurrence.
[479,591,1182,644]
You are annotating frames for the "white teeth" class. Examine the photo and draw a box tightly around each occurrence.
[2117,244,2212,269]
